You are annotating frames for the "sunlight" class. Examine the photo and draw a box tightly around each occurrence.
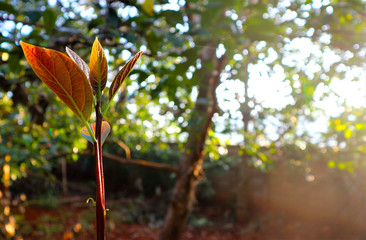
[215,34,365,144]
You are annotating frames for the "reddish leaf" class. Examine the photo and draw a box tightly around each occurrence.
[20,41,93,121]
[89,37,108,94]
[66,46,90,81]
[81,121,110,144]
[109,51,142,101]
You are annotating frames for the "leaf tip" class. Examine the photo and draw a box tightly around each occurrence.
[137,50,143,58]
[20,41,35,53]
[134,51,143,63]
[19,41,26,49]
[94,36,100,45]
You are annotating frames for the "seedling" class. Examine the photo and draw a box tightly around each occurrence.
[21,38,142,240]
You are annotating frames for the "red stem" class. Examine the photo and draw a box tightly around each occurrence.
[94,101,106,240]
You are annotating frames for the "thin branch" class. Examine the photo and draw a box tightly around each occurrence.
[103,152,179,174]
[116,141,131,160]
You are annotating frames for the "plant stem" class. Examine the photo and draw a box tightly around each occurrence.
[95,100,106,240]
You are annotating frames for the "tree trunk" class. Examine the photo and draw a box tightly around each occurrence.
[60,157,68,196]
[159,45,226,240]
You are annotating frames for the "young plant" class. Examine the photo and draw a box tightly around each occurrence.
[21,38,142,240]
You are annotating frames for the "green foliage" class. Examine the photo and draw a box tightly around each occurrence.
[324,107,366,172]
[0,189,26,239]
[43,8,57,35]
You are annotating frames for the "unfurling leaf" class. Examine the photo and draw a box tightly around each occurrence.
[20,41,93,121]
[109,51,142,101]
[66,47,90,81]
[86,197,96,206]
[89,37,108,95]
[81,121,111,144]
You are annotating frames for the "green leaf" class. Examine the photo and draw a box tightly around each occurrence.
[43,8,57,34]
[339,16,346,24]
[338,162,346,170]
[0,1,18,15]
[245,146,256,156]
[328,160,336,168]
[355,123,365,130]
[257,152,268,162]
[304,86,315,101]
[25,10,42,24]
[243,18,280,42]
[142,0,154,16]
[166,34,184,47]
[335,124,347,131]
[344,129,353,138]
[88,17,105,30]
[107,7,119,28]
[160,10,184,25]
[9,53,23,73]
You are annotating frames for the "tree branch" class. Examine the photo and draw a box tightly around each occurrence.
[102,152,179,174]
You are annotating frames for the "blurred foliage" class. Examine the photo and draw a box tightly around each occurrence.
[0,188,25,239]
[325,107,366,172]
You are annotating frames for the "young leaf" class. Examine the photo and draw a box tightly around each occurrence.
[81,121,111,144]
[20,41,93,121]
[109,51,142,101]
[89,37,108,95]
[66,46,90,81]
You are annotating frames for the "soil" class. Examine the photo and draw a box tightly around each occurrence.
[21,201,261,240]
[20,199,364,240]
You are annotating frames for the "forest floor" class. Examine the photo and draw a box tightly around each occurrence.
[21,204,258,240]
[19,196,364,240]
